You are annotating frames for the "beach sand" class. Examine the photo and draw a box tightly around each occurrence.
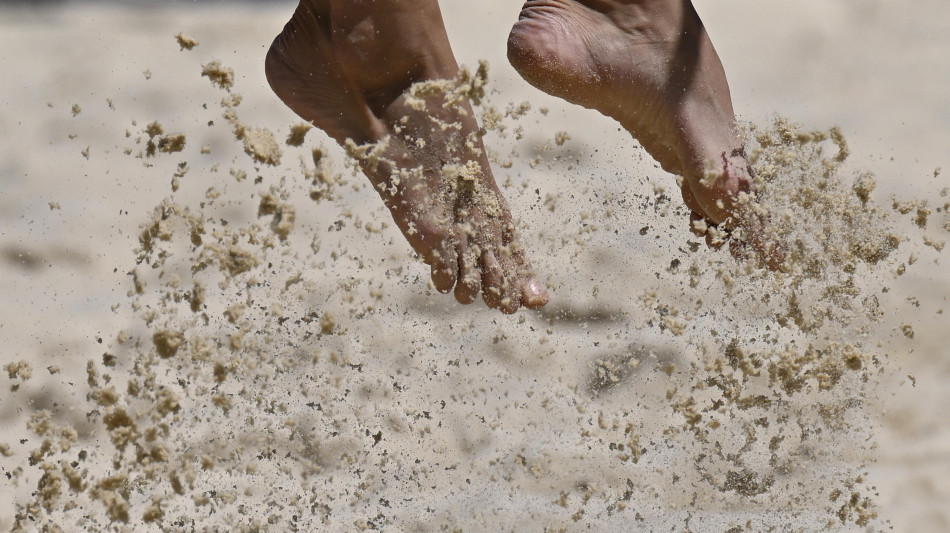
[1,1,949,531]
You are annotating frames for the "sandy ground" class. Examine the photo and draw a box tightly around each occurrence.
[1,1,949,531]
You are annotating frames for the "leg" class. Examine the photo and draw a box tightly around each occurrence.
[507,0,750,228]
[266,0,548,313]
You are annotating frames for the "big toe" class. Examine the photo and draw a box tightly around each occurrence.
[520,278,549,309]
[511,247,548,309]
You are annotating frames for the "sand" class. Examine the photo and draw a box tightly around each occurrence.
[1,1,949,532]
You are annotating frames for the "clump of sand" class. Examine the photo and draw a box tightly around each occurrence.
[286,123,311,147]
[201,60,234,91]
[218,91,283,166]
[175,32,198,51]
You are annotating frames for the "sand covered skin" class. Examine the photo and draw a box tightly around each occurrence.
[1,3,949,532]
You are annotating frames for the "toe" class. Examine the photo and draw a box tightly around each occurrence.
[509,243,548,310]
[454,237,481,305]
[499,291,520,314]
[688,152,753,224]
[430,252,457,294]
[495,253,522,315]
[495,225,533,314]
[418,225,458,294]
[689,211,707,238]
[480,249,507,311]
[681,180,705,218]
[409,216,459,294]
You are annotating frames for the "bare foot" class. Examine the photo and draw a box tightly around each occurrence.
[266,0,548,313]
[507,0,754,234]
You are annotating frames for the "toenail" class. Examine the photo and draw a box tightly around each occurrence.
[527,280,544,295]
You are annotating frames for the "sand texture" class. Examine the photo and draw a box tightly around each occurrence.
[1,1,949,532]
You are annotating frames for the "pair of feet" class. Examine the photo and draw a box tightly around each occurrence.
[265,0,752,314]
